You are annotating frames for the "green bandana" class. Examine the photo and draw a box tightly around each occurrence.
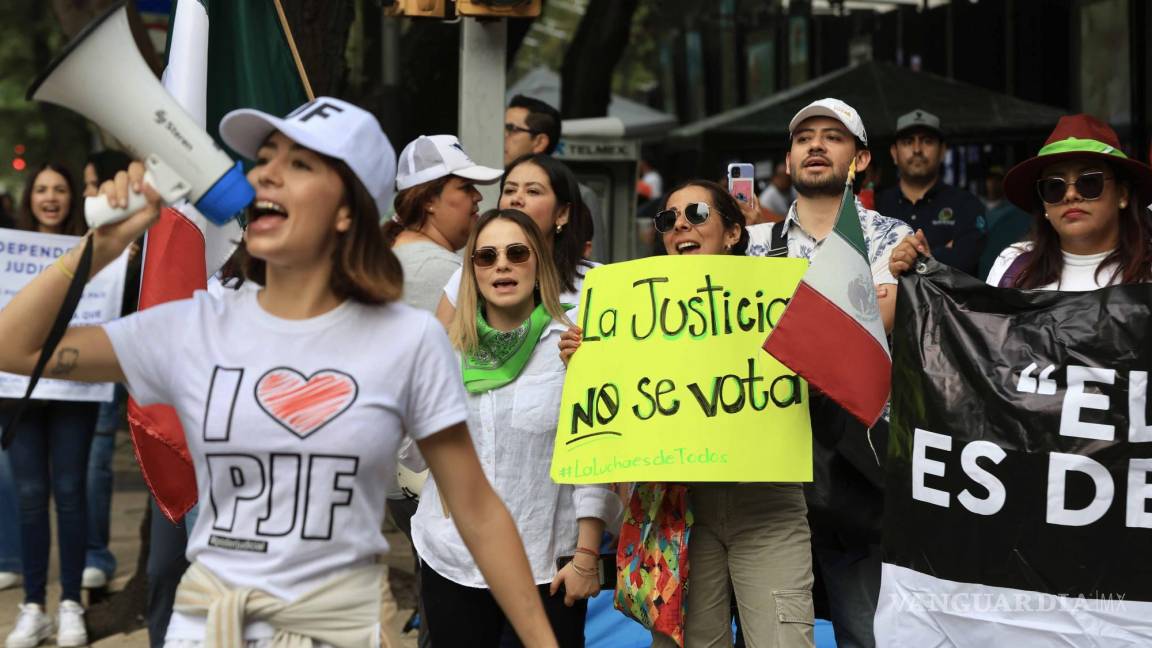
[463,304,553,393]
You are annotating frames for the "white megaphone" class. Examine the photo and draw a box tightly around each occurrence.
[27,1,253,228]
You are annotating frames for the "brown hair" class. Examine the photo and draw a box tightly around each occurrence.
[1013,165,1152,288]
[16,162,85,235]
[237,155,404,304]
[449,208,572,354]
[382,175,452,245]
[659,180,750,255]
[502,154,592,292]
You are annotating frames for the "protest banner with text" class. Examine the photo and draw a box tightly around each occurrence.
[878,260,1152,646]
[551,255,813,484]
[0,229,128,402]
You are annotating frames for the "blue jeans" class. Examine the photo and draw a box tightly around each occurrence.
[147,499,196,648]
[7,402,98,604]
[85,429,117,577]
[88,386,126,577]
[0,444,21,573]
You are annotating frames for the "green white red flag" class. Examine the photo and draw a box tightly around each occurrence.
[762,163,891,427]
[130,0,309,521]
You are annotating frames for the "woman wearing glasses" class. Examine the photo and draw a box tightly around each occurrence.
[415,209,620,647]
[436,154,594,325]
[891,114,1152,289]
[561,180,815,648]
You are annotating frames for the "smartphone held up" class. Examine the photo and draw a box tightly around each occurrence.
[727,163,755,204]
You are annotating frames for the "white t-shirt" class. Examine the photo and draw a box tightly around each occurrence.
[103,289,467,641]
[412,321,620,588]
[442,260,598,309]
[985,243,1118,291]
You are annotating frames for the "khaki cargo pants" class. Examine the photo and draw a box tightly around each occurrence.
[652,483,814,648]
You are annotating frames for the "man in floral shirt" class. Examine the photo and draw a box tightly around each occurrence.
[746,98,911,648]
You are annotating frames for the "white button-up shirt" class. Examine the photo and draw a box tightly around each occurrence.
[412,321,621,587]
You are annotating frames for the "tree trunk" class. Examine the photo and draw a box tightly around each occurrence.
[559,0,639,119]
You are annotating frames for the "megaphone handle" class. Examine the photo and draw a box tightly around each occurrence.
[84,156,193,229]
[84,183,150,229]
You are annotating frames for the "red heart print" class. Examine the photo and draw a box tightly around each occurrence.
[255,368,358,439]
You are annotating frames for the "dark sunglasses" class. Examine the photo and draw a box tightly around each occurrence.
[472,243,532,268]
[1036,171,1113,205]
[653,202,711,233]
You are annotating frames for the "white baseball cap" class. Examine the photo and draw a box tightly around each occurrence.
[395,135,503,191]
[788,98,869,147]
[219,97,397,218]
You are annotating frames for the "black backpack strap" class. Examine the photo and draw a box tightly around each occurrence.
[767,220,789,257]
[1,237,93,449]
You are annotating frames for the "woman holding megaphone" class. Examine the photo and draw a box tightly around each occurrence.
[0,98,560,648]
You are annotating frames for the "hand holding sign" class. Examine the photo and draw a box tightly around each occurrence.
[551,255,813,484]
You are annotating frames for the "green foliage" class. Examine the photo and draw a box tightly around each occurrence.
[509,0,664,105]
[0,1,92,197]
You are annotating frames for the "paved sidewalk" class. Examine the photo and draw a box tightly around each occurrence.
[0,433,419,647]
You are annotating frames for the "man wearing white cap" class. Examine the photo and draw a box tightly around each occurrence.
[746,98,912,648]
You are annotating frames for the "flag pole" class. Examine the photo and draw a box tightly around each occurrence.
[272,0,315,101]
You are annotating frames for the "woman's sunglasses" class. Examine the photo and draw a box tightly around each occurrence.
[472,243,532,268]
[653,202,711,233]
[1036,171,1113,205]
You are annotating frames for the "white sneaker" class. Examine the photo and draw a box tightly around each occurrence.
[80,567,107,589]
[55,600,87,647]
[4,603,52,648]
[0,573,18,591]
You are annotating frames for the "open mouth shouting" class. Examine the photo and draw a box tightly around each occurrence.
[248,199,288,233]
[674,240,703,255]
[802,156,832,172]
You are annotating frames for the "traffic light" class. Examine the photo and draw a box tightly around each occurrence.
[384,0,448,18]
[455,0,540,18]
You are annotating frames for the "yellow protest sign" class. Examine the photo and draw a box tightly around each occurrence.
[551,255,813,484]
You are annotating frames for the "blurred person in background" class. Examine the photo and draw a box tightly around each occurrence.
[79,148,134,593]
[759,161,797,220]
[3,161,95,648]
[977,165,1032,280]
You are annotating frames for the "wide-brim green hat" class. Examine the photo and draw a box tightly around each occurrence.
[1003,114,1152,212]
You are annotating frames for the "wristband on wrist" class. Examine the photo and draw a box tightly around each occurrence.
[574,546,599,559]
[54,258,75,281]
[569,562,597,578]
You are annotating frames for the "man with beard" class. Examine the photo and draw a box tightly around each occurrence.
[746,99,912,648]
[876,109,986,275]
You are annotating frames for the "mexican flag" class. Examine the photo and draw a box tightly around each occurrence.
[129,0,310,522]
[762,163,891,427]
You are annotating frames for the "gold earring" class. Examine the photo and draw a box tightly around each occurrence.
[555,224,564,234]
[1121,201,1128,208]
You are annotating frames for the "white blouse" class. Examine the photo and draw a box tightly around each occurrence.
[985,243,1118,291]
[411,320,621,587]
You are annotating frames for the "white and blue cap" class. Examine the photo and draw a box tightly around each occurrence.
[219,97,397,218]
[788,98,868,147]
[395,135,503,191]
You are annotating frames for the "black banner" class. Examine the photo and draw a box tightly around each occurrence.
[885,260,1152,602]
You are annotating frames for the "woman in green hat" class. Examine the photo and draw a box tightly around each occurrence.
[891,114,1152,289]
